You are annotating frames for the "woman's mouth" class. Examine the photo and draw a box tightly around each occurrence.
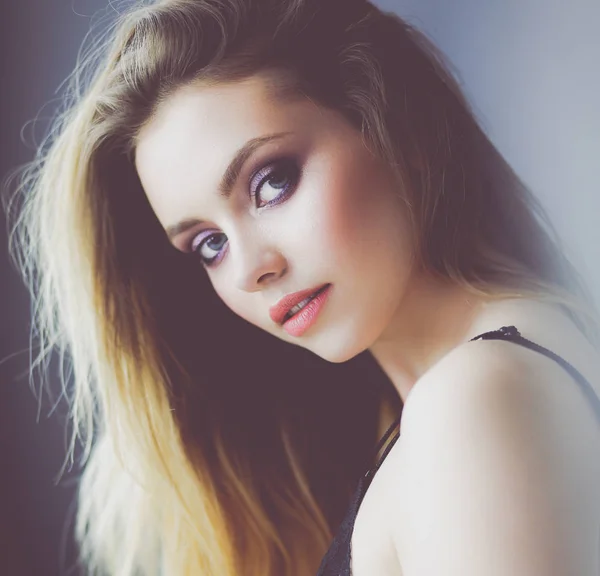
[281,284,332,337]
[282,284,329,322]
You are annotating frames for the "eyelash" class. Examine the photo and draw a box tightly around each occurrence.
[190,156,301,267]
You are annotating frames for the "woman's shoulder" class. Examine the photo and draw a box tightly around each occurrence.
[404,300,600,437]
[355,305,600,574]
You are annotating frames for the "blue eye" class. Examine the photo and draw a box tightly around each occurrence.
[192,157,300,267]
[193,232,228,266]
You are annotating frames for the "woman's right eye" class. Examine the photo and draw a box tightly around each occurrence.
[192,232,228,267]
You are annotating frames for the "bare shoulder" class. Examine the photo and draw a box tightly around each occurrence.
[402,321,600,445]
[381,331,600,575]
[398,331,600,486]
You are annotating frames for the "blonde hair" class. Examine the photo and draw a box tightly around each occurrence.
[4,0,599,574]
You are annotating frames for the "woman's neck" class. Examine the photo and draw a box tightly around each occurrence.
[368,271,493,403]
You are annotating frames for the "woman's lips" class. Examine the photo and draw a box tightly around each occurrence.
[269,283,331,325]
[281,284,332,337]
[282,284,329,323]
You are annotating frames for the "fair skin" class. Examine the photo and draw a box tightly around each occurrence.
[135,73,600,575]
[353,298,600,575]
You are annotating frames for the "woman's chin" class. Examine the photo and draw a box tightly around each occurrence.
[303,329,370,364]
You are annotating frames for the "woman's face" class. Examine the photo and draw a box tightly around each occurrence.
[135,73,415,363]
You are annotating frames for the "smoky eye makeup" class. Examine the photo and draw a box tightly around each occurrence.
[188,154,303,267]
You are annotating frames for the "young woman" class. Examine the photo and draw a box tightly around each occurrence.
[5,0,600,574]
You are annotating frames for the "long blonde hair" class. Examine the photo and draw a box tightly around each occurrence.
[4,0,599,574]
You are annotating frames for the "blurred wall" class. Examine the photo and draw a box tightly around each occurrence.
[1,3,115,574]
[1,1,598,574]
[376,0,600,304]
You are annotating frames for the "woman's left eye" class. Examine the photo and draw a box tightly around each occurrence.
[188,156,301,267]
[249,156,301,209]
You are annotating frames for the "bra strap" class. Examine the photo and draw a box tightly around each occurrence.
[471,325,600,423]
[365,412,402,480]
[373,413,402,454]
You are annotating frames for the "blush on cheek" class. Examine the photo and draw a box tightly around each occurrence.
[325,172,388,260]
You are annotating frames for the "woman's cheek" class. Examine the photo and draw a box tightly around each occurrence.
[313,181,371,263]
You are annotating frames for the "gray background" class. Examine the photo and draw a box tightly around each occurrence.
[1,1,598,574]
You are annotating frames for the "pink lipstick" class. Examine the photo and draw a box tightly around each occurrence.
[281,284,332,337]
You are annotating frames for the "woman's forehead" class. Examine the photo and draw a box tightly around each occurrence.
[135,75,319,165]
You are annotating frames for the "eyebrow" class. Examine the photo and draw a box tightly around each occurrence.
[166,131,292,241]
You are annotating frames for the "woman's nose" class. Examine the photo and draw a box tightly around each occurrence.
[232,238,288,293]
